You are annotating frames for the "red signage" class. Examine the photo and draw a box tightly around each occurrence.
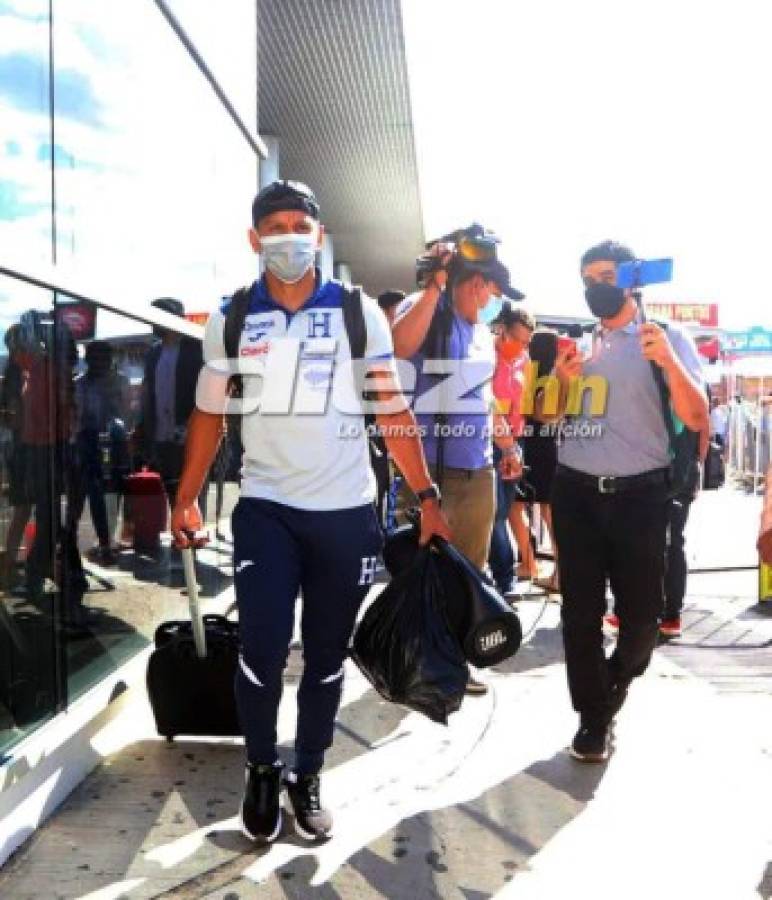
[695,336,720,362]
[55,302,96,340]
[644,302,719,327]
[185,312,209,326]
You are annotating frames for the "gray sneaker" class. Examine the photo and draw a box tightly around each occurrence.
[283,771,333,841]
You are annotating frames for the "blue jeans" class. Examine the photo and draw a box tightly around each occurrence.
[488,449,517,592]
[69,430,110,547]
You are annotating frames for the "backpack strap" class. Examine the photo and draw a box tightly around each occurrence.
[647,321,679,453]
[223,286,252,396]
[648,321,701,498]
[341,283,366,359]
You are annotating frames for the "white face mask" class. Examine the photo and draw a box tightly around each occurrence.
[260,232,318,283]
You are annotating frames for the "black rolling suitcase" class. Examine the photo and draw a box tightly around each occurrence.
[147,543,241,740]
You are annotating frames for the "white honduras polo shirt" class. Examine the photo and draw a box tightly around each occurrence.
[202,275,394,511]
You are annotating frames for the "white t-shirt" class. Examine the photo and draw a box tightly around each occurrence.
[202,276,393,511]
[710,404,729,439]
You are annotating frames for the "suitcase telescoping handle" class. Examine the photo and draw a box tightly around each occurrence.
[181,547,207,659]
[178,531,210,660]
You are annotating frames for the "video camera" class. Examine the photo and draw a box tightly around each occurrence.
[415,222,502,288]
[416,223,524,302]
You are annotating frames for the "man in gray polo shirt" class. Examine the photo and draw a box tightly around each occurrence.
[553,241,708,762]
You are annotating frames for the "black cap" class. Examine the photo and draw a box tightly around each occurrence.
[377,290,406,311]
[490,300,519,327]
[151,297,185,318]
[252,180,320,227]
[487,259,525,301]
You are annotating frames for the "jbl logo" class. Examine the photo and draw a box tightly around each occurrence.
[479,629,506,654]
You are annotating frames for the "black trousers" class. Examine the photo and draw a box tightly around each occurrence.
[552,472,668,724]
[664,496,691,620]
[232,498,383,773]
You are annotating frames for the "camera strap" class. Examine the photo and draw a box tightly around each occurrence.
[432,289,453,492]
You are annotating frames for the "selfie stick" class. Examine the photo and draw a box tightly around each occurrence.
[630,263,647,324]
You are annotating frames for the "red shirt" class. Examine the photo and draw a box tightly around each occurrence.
[492,349,529,437]
[18,353,73,445]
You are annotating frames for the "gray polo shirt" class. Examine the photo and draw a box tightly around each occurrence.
[558,318,704,477]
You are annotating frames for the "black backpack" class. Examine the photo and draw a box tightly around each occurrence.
[649,323,701,500]
[222,281,367,402]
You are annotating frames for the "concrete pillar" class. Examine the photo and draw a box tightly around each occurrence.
[254,136,279,277]
[334,261,352,284]
[319,233,334,282]
[259,135,280,188]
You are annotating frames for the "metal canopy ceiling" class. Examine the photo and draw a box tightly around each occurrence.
[257,0,424,296]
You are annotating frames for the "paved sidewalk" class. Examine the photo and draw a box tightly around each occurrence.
[1,584,770,900]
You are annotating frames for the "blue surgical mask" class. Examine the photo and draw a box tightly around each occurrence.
[478,295,503,325]
[260,232,317,283]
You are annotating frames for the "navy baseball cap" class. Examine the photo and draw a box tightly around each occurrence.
[459,258,524,301]
[487,259,525,301]
[252,180,320,226]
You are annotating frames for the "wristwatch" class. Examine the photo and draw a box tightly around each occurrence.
[416,483,441,504]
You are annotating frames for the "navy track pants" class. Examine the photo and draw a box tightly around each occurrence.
[232,497,382,773]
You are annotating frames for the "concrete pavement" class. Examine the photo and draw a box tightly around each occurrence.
[1,575,770,900]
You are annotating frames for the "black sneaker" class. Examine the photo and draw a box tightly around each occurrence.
[283,771,333,841]
[239,762,283,843]
[570,719,609,762]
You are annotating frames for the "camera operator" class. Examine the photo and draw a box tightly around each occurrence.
[552,241,708,762]
[392,226,525,694]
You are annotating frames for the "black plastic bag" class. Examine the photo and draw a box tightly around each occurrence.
[351,545,467,725]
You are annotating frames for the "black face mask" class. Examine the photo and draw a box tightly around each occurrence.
[584,282,626,319]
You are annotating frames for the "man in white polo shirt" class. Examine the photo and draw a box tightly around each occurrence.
[171,181,450,844]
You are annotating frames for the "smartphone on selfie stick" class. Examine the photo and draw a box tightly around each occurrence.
[616,257,674,324]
